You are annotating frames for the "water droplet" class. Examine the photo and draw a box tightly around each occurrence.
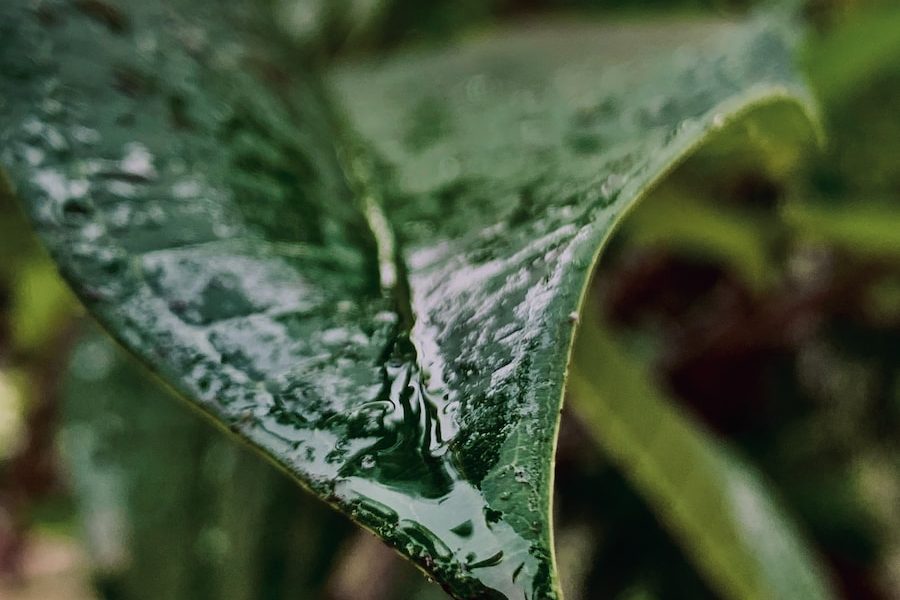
[23,146,45,166]
[466,550,504,570]
[172,179,202,199]
[120,142,157,180]
[71,125,101,146]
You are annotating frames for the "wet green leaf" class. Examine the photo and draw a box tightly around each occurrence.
[569,314,834,600]
[1,1,819,597]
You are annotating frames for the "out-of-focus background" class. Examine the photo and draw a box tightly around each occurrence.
[1,0,899,599]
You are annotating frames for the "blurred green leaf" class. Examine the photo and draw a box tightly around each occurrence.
[569,313,834,600]
[783,200,900,259]
[866,276,900,322]
[622,191,772,290]
[63,329,351,600]
[11,258,76,353]
[0,369,27,459]
[805,4,900,106]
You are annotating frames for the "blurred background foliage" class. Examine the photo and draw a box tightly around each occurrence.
[1,0,900,599]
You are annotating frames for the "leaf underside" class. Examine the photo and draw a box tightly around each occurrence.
[0,2,816,598]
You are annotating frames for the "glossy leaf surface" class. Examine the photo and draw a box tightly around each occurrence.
[1,1,816,597]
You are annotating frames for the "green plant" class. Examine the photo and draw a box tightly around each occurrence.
[0,0,867,598]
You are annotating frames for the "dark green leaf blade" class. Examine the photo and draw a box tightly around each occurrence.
[1,2,820,598]
[330,15,819,599]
